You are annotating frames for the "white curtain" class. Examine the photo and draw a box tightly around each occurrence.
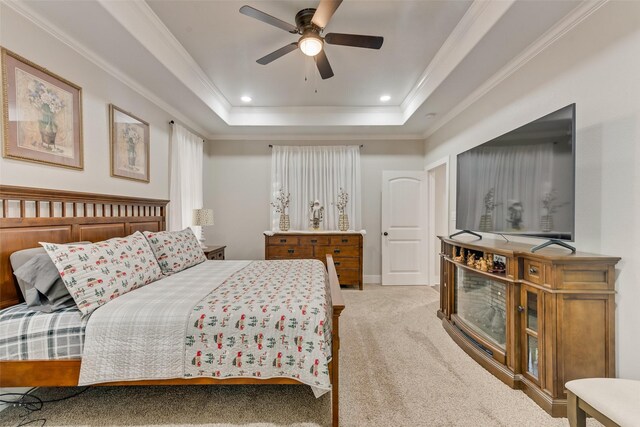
[169,123,203,236]
[271,145,361,231]
[457,143,554,232]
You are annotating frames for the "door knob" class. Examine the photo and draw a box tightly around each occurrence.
[383,232,388,236]
[517,305,525,313]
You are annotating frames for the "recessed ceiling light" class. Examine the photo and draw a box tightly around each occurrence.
[379,95,391,102]
[241,96,252,103]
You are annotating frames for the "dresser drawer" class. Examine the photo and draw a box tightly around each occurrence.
[267,246,312,258]
[267,235,300,245]
[335,269,360,285]
[314,245,360,258]
[299,236,330,245]
[330,257,360,269]
[523,259,544,285]
[330,235,360,246]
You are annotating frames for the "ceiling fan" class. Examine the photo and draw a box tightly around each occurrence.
[239,0,383,79]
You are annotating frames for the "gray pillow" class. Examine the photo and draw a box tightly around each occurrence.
[9,243,89,312]
[9,247,48,301]
[14,254,75,312]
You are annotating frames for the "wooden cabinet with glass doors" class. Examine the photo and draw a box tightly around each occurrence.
[438,237,620,418]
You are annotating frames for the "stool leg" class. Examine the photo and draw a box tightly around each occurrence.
[567,391,586,427]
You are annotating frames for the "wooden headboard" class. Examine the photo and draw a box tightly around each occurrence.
[0,185,168,309]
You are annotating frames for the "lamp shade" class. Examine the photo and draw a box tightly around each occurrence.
[192,208,214,226]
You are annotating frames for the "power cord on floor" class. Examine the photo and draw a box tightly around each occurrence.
[0,386,91,427]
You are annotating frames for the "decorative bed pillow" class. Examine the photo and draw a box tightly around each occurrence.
[40,231,163,316]
[13,253,76,312]
[143,228,206,275]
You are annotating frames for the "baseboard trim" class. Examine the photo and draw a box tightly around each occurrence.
[363,275,381,284]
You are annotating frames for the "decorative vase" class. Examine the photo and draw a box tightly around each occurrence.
[338,213,349,232]
[479,214,492,232]
[279,214,290,232]
[540,215,553,232]
[39,110,58,149]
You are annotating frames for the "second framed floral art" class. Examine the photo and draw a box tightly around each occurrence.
[109,104,150,182]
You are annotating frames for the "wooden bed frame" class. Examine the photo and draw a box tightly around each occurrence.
[0,185,345,426]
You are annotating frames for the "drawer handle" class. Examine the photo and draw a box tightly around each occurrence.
[341,239,348,243]
[529,266,538,275]
[334,262,341,266]
[288,249,295,254]
[311,239,317,243]
[517,305,525,313]
[334,249,341,254]
[280,239,287,243]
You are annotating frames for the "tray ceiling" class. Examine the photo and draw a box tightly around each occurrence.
[2,0,592,139]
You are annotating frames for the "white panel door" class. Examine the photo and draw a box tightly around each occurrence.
[381,171,428,285]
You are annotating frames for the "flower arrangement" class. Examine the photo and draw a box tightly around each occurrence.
[542,190,569,215]
[333,188,349,214]
[483,188,501,215]
[271,189,290,214]
[309,200,324,229]
[28,80,64,115]
[123,124,141,145]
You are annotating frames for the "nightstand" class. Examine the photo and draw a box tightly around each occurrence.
[203,245,226,260]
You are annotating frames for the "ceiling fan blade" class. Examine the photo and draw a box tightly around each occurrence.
[256,43,299,65]
[314,50,334,79]
[324,33,384,49]
[240,5,298,33]
[311,0,342,29]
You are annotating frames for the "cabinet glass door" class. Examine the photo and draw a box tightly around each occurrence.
[522,288,541,382]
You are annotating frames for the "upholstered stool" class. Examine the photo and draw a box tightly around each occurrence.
[566,378,640,427]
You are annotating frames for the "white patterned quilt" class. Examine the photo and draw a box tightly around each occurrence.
[79,259,333,395]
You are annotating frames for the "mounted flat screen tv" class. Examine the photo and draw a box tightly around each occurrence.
[456,104,575,243]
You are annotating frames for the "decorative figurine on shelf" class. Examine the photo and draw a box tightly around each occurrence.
[451,245,457,259]
[453,247,465,262]
[487,253,495,271]
[333,188,350,231]
[474,258,482,270]
[309,200,325,230]
[479,257,488,272]
[271,188,290,231]
[466,252,476,267]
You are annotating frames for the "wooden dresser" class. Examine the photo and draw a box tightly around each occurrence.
[264,232,363,290]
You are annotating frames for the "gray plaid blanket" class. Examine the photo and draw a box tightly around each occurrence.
[0,303,87,360]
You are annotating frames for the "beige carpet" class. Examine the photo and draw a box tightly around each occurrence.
[0,285,601,427]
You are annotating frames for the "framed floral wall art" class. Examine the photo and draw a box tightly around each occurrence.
[109,104,150,182]
[1,48,83,169]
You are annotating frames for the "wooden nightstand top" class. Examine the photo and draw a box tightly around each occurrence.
[203,245,226,260]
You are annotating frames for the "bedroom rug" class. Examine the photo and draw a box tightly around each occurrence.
[0,284,601,427]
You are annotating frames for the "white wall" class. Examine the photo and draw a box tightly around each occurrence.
[424,2,640,379]
[203,139,425,279]
[0,5,171,199]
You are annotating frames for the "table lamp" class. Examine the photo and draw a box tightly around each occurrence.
[192,208,214,249]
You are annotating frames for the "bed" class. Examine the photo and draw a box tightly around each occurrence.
[0,185,345,426]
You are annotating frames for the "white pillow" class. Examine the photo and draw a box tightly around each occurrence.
[143,228,206,275]
[41,231,163,316]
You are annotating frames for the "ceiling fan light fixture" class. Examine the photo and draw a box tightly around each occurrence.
[299,33,323,57]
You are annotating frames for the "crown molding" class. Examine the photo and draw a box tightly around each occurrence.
[97,0,231,122]
[206,133,426,142]
[227,105,405,127]
[400,0,515,121]
[422,0,609,140]
[2,0,210,138]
